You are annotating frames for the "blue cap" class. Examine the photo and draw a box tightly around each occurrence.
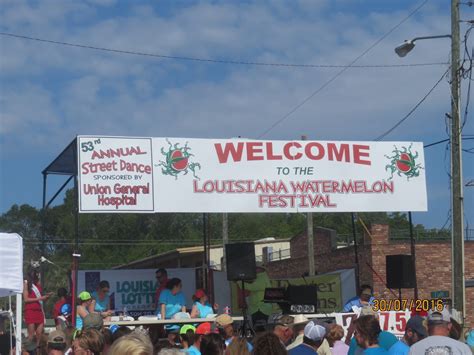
[60,303,72,316]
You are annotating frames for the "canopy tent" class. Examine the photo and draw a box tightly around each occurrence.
[0,233,23,355]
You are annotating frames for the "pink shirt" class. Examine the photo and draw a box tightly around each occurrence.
[331,340,349,355]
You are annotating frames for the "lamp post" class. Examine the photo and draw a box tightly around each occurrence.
[394,1,465,319]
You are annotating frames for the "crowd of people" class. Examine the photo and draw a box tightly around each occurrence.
[0,267,472,355]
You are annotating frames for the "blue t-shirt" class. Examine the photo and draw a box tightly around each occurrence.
[343,296,375,312]
[349,331,398,355]
[194,301,214,318]
[363,348,389,355]
[186,345,201,355]
[288,343,318,354]
[388,340,409,355]
[159,289,186,318]
[91,291,109,312]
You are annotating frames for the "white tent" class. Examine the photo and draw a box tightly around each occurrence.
[0,233,23,355]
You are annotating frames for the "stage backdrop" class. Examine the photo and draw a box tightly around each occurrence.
[230,269,356,314]
[77,136,427,213]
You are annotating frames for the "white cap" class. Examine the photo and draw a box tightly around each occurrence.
[292,314,309,325]
[428,307,451,323]
[304,321,326,341]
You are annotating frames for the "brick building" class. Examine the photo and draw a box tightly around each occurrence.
[265,224,474,327]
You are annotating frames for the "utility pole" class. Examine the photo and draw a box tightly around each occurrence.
[450,0,465,318]
[351,212,360,291]
[222,213,228,271]
[408,212,418,299]
[302,135,315,276]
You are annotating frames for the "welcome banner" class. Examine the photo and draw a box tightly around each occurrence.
[78,136,427,213]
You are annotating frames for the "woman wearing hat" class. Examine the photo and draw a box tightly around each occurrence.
[190,289,218,319]
[76,291,93,330]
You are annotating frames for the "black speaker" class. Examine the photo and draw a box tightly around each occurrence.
[386,254,416,289]
[286,285,318,305]
[226,243,256,281]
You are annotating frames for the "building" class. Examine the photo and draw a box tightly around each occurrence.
[113,237,290,270]
[265,224,474,328]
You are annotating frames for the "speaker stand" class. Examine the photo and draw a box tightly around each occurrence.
[238,280,255,339]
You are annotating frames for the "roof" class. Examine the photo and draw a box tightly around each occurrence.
[42,137,77,175]
[113,239,290,269]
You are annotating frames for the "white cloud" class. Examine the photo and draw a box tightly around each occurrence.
[0,0,470,153]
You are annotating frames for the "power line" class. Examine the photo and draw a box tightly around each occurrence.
[256,0,431,138]
[374,67,450,141]
[424,136,474,148]
[0,31,448,69]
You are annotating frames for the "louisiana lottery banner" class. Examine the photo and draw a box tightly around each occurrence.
[78,136,427,213]
[77,269,195,317]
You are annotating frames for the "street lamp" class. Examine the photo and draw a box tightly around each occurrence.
[393,1,465,324]
[394,35,451,57]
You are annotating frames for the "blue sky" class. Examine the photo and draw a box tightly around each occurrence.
[0,0,472,229]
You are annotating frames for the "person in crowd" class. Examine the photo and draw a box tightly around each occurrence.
[409,308,472,355]
[159,278,186,320]
[288,320,326,355]
[215,314,253,352]
[273,315,295,347]
[158,349,182,355]
[252,331,288,355]
[190,289,218,318]
[112,326,132,343]
[100,328,113,355]
[53,288,70,326]
[72,328,104,355]
[187,322,211,355]
[47,330,67,355]
[352,315,387,354]
[466,329,474,351]
[83,313,103,331]
[23,268,53,346]
[90,281,114,320]
[343,285,375,312]
[63,325,75,354]
[244,266,272,329]
[155,269,169,307]
[38,333,50,355]
[179,325,196,351]
[388,315,426,355]
[56,304,72,331]
[108,332,154,355]
[200,333,225,355]
[76,292,93,330]
[326,324,349,355]
[226,337,250,355]
[348,307,397,354]
[287,315,309,350]
[0,332,16,355]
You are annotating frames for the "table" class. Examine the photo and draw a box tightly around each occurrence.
[104,316,243,326]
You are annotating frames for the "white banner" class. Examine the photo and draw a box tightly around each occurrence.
[335,311,411,340]
[78,136,427,213]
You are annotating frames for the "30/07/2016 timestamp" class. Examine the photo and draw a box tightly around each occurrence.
[372,299,444,312]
